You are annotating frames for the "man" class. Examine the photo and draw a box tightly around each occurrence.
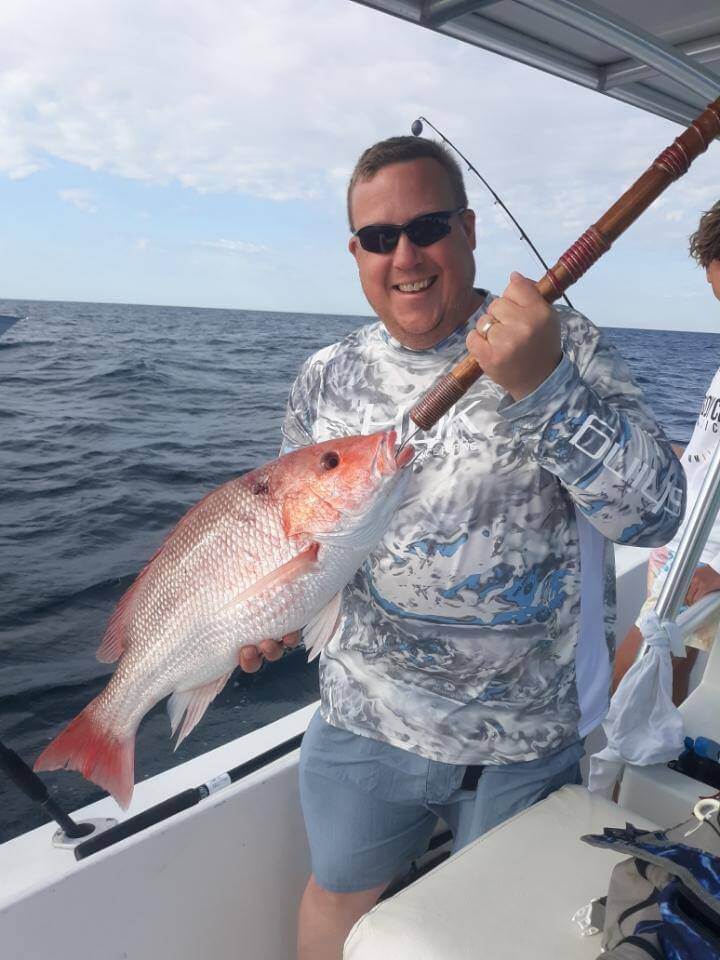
[240,137,685,960]
[614,199,720,702]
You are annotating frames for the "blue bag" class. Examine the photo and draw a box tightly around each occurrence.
[582,807,720,959]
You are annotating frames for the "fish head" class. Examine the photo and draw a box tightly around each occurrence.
[273,431,413,545]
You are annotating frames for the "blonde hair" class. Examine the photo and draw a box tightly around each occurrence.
[689,201,720,268]
[347,136,467,230]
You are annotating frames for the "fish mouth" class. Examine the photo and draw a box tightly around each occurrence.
[374,430,414,477]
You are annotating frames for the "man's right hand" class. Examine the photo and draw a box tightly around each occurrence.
[238,632,301,673]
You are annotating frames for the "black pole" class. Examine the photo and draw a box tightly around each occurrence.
[0,738,93,839]
[74,732,304,860]
[411,116,575,311]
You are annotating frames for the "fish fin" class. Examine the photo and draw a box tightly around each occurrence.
[34,700,136,810]
[96,618,126,662]
[168,672,233,748]
[220,542,320,611]
[303,592,343,662]
[96,542,165,662]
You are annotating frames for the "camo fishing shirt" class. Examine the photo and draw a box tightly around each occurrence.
[281,294,685,765]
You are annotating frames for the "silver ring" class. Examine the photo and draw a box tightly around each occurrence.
[479,317,498,339]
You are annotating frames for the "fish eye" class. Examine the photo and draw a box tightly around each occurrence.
[320,451,340,471]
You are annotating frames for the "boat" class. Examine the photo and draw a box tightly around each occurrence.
[0,315,21,338]
[2,3,720,958]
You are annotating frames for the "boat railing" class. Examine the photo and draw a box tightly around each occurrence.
[643,437,720,646]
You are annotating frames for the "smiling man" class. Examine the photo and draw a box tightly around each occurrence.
[241,137,685,960]
[347,154,482,351]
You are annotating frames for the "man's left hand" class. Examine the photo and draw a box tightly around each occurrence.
[685,566,720,605]
[466,272,562,401]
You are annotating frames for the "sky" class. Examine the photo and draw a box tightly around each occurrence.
[1,0,719,331]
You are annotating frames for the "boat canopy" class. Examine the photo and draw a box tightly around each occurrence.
[350,0,720,124]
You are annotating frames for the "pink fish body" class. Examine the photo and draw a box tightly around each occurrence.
[35,431,412,808]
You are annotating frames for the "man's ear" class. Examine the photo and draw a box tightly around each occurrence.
[348,234,360,262]
[461,208,477,251]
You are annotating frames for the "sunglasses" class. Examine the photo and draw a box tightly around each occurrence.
[353,207,466,254]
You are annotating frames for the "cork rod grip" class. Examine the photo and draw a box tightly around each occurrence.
[408,95,720,432]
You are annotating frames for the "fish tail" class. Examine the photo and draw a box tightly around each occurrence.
[34,699,136,810]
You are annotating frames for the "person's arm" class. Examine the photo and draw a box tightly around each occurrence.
[684,541,720,605]
[685,564,720,604]
[481,283,685,547]
[279,355,322,455]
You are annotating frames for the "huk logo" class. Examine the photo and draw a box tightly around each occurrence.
[359,403,482,460]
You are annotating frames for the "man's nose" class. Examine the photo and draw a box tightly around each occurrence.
[392,231,423,270]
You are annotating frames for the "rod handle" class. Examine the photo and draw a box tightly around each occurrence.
[409,281,557,430]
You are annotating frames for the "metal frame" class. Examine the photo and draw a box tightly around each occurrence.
[516,0,719,100]
[350,0,720,124]
[605,33,720,90]
[655,439,720,626]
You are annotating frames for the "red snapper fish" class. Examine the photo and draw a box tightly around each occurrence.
[35,431,412,809]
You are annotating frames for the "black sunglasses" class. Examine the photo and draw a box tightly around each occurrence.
[353,207,466,254]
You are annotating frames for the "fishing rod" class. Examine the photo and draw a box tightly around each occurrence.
[2,726,303,857]
[73,732,303,860]
[409,95,720,433]
[0,737,96,841]
[411,115,575,311]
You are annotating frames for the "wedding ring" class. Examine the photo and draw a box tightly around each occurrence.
[479,317,498,339]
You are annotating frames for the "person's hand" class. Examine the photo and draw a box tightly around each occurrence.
[685,567,720,605]
[238,632,301,673]
[466,272,562,401]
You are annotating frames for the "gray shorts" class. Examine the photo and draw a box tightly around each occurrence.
[299,710,584,893]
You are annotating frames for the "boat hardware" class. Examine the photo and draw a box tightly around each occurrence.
[408,94,720,432]
[684,797,720,839]
[0,314,22,338]
[410,115,575,312]
[0,737,115,846]
[73,731,304,860]
[651,437,720,629]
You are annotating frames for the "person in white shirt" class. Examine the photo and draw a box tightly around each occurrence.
[614,200,720,702]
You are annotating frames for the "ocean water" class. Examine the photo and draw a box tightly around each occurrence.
[1,298,719,844]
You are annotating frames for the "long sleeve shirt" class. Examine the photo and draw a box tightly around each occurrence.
[281,294,685,765]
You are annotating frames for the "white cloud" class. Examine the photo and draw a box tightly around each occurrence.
[58,187,98,213]
[2,0,715,231]
[198,239,268,255]
[2,0,718,327]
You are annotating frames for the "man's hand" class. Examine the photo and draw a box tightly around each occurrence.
[685,567,720,606]
[466,272,562,401]
[238,632,301,673]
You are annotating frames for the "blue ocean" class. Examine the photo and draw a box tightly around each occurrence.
[1,298,718,843]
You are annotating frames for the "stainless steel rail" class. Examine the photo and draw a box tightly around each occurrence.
[673,590,720,641]
[651,440,720,636]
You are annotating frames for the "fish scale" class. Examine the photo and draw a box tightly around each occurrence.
[35,430,412,808]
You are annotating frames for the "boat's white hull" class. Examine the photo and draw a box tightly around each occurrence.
[0,546,652,960]
[0,705,315,960]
